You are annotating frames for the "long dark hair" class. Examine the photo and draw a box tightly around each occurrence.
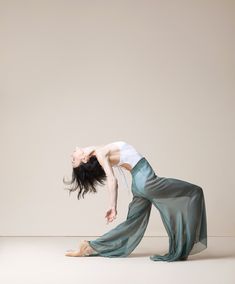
[63,155,107,200]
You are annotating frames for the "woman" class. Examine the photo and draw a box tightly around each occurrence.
[63,141,207,261]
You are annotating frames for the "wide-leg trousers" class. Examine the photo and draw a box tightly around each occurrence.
[88,157,207,261]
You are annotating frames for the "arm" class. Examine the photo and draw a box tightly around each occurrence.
[95,150,118,209]
[95,150,118,223]
[107,176,118,209]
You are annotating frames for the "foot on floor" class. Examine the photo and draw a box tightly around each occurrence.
[65,240,96,257]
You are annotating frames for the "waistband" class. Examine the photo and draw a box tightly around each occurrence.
[130,157,147,176]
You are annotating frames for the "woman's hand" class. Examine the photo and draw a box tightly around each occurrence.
[105,207,117,224]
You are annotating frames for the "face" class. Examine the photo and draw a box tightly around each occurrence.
[71,147,85,168]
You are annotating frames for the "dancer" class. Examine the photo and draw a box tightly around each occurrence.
[63,141,207,261]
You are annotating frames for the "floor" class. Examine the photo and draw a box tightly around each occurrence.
[0,236,234,284]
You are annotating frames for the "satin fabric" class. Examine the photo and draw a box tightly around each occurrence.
[88,157,207,261]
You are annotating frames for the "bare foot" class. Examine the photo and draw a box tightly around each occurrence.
[65,240,95,257]
[65,250,83,257]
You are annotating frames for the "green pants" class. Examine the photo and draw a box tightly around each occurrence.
[88,157,207,261]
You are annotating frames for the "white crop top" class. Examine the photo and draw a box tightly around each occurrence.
[112,141,143,168]
[111,141,144,193]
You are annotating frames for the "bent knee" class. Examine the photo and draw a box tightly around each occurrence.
[194,185,203,197]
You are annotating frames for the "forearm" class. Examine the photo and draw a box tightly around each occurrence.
[107,178,118,209]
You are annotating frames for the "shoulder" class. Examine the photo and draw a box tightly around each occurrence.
[93,144,111,165]
[93,140,127,161]
[94,142,117,165]
[95,141,121,156]
[94,146,117,179]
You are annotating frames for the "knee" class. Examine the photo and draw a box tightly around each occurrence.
[195,185,203,197]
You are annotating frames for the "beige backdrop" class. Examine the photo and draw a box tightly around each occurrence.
[0,0,234,237]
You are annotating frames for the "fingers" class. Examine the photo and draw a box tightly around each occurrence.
[105,208,117,224]
[106,215,117,224]
[106,217,111,224]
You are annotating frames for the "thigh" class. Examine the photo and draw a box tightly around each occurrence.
[142,175,202,200]
[126,195,152,218]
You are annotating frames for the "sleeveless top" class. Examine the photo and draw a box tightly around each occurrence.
[111,141,144,193]
[112,141,143,167]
